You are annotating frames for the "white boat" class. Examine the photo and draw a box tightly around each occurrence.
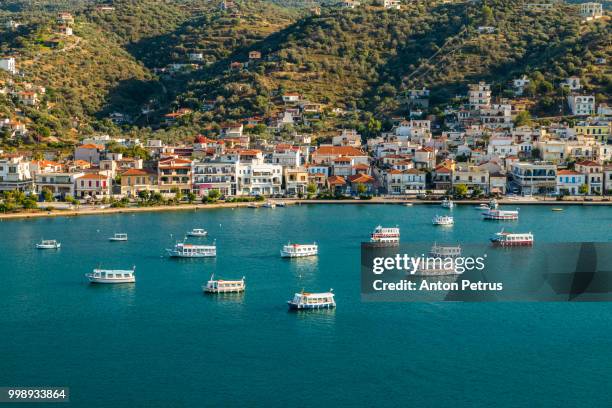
[167,242,217,257]
[187,228,208,237]
[475,203,489,210]
[86,266,135,284]
[108,233,128,241]
[262,202,276,208]
[247,203,259,208]
[432,215,454,226]
[482,199,518,220]
[490,230,533,246]
[280,243,318,258]
[413,244,462,276]
[288,290,336,310]
[403,202,414,207]
[276,202,287,207]
[441,198,455,209]
[370,225,400,245]
[203,274,245,293]
[36,239,61,249]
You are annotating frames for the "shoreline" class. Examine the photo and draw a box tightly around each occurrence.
[1,197,611,220]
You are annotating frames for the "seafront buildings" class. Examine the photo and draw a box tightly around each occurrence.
[0,80,611,204]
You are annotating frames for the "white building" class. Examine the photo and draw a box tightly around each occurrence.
[0,57,16,75]
[75,173,112,199]
[563,76,582,91]
[237,163,283,196]
[35,172,83,199]
[385,169,426,194]
[383,0,401,10]
[567,95,595,116]
[513,76,530,96]
[580,2,603,20]
[510,162,557,194]
[192,159,238,197]
[271,145,301,167]
[556,170,585,195]
[0,155,33,192]
[332,129,362,147]
[468,82,491,110]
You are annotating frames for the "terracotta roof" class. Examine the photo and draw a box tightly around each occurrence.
[327,175,346,185]
[557,170,583,175]
[122,169,149,176]
[576,160,600,167]
[348,174,374,183]
[79,143,103,149]
[313,146,366,156]
[77,173,107,180]
[239,149,262,156]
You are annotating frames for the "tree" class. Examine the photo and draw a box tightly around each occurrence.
[137,190,150,202]
[453,184,468,198]
[579,184,589,195]
[357,183,367,196]
[513,111,532,127]
[472,186,483,198]
[481,5,494,25]
[187,192,196,203]
[208,189,221,200]
[41,188,53,202]
[306,183,317,197]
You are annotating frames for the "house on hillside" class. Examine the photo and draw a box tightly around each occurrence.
[383,0,401,10]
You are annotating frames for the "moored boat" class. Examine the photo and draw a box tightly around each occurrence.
[441,198,455,209]
[288,290,336,310]
[551,208,564,212]
[247,203,259,208]
[187,228,208,237]
[490,230,533,246]
[263,202,276,208]
[413,244,462,276]
[203,274,245,293]
[276,201,287,207]
[370,225,400,245]
[403,202,413,207]
[280,243,318,258]
[86,266,135,284]
[36,239,61,249]
[432,215,454,226]
[482,199,518,220]
[167,242,217,257]
[108,233,128,241]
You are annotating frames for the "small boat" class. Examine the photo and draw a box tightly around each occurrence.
[36,239,61,249]
[482,199,518,220]
[432,215,454,226]
[187,228,208,237]
[280,243,318,258]
[475,203,489,210]
[276,202,287,207]
[288,289,336,310]
[370,225,400,245]
[551,208,564,212]
[167,242,216,257]
[403,202,413,207]
[262,202,276,208]
[413,244,462,276]
[108,233,128,241]
[203,274,245,293]
[86,266,135,284]
[441,198,455,209]
[247,203,259,208]
[490,230,533,246]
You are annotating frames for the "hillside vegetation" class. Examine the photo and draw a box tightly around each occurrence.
[0,0,609,145]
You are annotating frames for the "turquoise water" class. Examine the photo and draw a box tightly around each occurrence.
[1,204,611,407]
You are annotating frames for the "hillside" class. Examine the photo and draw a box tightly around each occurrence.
[0,0,610,145]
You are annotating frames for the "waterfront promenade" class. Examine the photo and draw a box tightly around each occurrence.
[1,196,611,220]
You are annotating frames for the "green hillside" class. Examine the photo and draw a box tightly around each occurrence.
[0,0,610,145]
